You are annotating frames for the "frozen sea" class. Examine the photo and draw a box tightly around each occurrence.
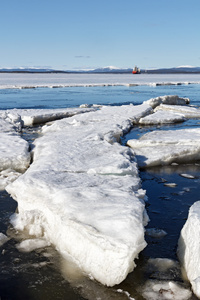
[1,73,200,300]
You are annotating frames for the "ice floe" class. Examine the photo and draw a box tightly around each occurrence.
[155,103,200,118]
[139,110,186,125]
[0,111,30,189]
[144,95,189,109]
[0,133,30,172]
[16,238,51,253]
[0,232,10,247]
[179,173,196,179]
[6,104,152,286]
[127,128,200,168]
[145,228,167,238]
[11,107,97,126]
[141,280,192,300]
[3,94,200,288]
[139,258,192,299]
[0,130,30,189]
[178,201,200,298]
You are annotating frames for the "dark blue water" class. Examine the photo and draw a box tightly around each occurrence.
[0,83,200,109]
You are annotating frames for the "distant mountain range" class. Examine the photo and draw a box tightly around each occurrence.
[0,66,200,74]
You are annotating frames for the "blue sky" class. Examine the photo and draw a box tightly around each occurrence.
[1,0,200,70]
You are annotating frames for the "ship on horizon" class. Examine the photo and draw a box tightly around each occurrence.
[132,66,140,74]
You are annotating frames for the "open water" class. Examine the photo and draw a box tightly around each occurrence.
[1,75,200,299]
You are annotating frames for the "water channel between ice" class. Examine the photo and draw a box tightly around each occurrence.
[1,118,200,300]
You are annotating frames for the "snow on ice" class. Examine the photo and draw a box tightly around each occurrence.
[155,103,200,118]
[127,128,200,168]
[178,201,200,298]
[0,112,30,189]
[7,104,152,286]
[3,94,200,288]
[143,95,189,109]
[139,110,186,125]
[9,107,97,126]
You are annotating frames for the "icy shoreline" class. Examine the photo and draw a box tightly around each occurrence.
[1,94,200,296]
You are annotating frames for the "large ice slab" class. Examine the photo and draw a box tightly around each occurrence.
[8,172,147,286]
[178,201,200,298]
[0,131,30,172]
[144,95,189,109]
[0,113,30,189]
[6,104,150,286]
[155,104,200,118]
[0,132,30,190]
[139,110,186,125]
[127,128,200,168]
[0,111,22,133]
[41,104,153,142]
[2,107,97,126]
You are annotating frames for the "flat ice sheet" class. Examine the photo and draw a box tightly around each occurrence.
[139,110,186,125]
[178,201,200,298]
[0,73,200,89]
[127,128,200,168]
[6,104,150,286]
[155,104,200,118]
[2,107,97,126]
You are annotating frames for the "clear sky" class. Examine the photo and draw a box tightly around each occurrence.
[1,0,200,70]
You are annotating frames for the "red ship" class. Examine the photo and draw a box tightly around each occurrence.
[132,66,140,74]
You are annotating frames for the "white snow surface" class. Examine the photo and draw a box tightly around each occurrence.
[2,95,198,286]
[155,104,200,118]
[0,73,200,89]
[6,104,153,286]
[0,111,22,133]
[144,95,189,109]
[5,107,97,126]
[127,128,200,168]
[178,201,200,298]
[0,133,30,172]
[0,113,30,189]
[139,110,186,125]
